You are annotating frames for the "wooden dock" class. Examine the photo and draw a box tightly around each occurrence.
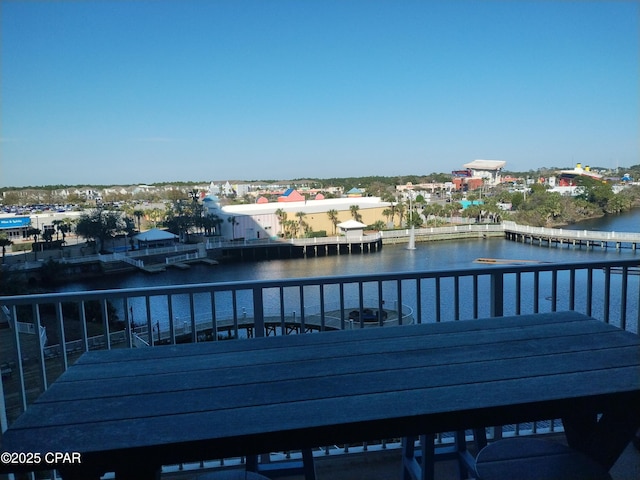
[140,257,219,273]
[503,221,640,250]
[474,258,550,265]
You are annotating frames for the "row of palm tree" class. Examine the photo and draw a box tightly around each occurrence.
[327,210,339,235]
[215,200,485,240]
[274,206,367,239]
[381,203,406,226]
[274,209,312,239]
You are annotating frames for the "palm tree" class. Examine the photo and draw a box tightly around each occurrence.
[26,227,41,243]
[389,202,397,225]
[349,205,362,222]
[327,209,339,235]
[462,205,482,223]
[227,216,238,240]
[26,227,42,258]
[424,204,444,222]
[406,210,423,228]
[52,219,63,240]
[42,228,54,243]
[200,215,217,236]
[56,222,70,243]
[275,208,288,237]
[370,220,386,231]
[382,208,393,227]
[62,217,75,240]
[443,203,460,221]
[0,235,12,263]
[284,219,298,238]
[133,210,144,231]
[275,208,287,222]
[395,203,406,226]
[295,211,307,238]
[146,208,165,228]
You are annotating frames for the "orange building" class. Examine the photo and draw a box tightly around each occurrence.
[453,177,484,191]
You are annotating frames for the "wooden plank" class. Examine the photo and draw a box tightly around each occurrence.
[475,438,611,480]
[73,311,595,365]
[58,317,617,383]
[13,345,639,429]
[4,366,639,463]
[2,311,639,478]
[36,329,640,402]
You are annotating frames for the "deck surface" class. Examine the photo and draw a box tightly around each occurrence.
[1,311,639,479]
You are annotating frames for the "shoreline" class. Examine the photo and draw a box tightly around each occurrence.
[2,210,640,289]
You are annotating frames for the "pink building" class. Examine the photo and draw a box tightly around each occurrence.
[278,189,305,202]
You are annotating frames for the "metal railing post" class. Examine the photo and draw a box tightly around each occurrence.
[490,271,504,317]
[253,287,265,337]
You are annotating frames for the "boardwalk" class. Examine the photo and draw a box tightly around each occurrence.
[214,235,383,261]
[503,221,640,250]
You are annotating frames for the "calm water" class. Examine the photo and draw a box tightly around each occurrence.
[56,209,640,330]
[60,208,640,292]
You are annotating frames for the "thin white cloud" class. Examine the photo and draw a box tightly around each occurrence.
[135,137,179,143]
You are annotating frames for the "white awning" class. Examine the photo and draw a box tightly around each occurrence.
[337,220,367,230]
[463,160,506,170]
[134,228,178,242]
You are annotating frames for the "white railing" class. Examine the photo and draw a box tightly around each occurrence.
[128,243,200,257]
[112,253,144,268]
[290,233,382,245]
[12,322,48,349]
[206,233,382,250]
[165,252,200,265]
[42,331,128,358]
[132,332,150,348]
[14,321,37,335]
[503,220,640,242]
[380,223,503,240]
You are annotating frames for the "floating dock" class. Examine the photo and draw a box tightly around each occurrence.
[474,258,549,265]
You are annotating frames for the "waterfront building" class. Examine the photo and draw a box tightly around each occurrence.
[548,163,605,196]
[337,219,367,239]
[0,216,31,240]
[133,228,179,249]
[395,182,453,196]
[203,194,391,241]
[459,159,506,188]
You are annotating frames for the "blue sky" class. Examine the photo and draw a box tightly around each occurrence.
[1,0,638,187]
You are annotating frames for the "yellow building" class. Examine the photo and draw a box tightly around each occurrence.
[206,197,392,240]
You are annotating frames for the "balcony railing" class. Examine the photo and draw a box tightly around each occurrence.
[1,258,639,475]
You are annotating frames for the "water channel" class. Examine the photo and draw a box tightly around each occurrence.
[57,209,640,331]
[60,209,639,289]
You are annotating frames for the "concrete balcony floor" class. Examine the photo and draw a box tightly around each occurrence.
[163,434,640,480]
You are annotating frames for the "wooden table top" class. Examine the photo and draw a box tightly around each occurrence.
[1,311,639,478]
